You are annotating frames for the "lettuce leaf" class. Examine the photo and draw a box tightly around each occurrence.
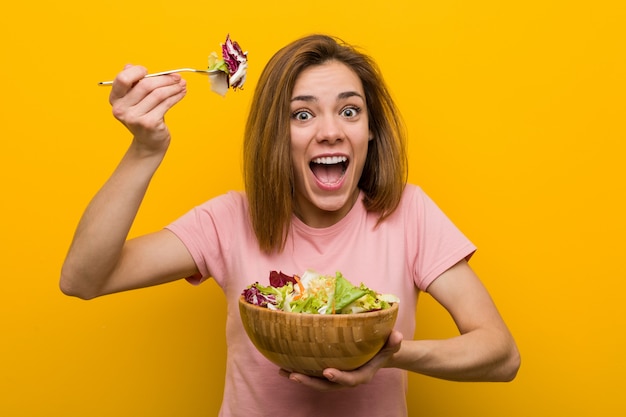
[332,272,368,313]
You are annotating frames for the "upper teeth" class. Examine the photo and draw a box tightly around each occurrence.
[312,156,347,164]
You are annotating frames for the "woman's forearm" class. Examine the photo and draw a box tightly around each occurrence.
[59,142,166,299]
[391,328,520,382]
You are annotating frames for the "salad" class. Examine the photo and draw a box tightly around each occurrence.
[208,34,248,96]
[241,270,399,314]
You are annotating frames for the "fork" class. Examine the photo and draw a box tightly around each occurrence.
[98,68,220,86]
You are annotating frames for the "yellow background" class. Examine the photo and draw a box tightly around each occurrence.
[1,1,624,415]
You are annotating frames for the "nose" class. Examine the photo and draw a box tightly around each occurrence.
[316,115,344,144]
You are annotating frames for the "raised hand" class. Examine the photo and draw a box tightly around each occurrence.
[109,64,187,153]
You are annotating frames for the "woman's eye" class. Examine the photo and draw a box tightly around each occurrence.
[292,110,313,121]
[341,106,361,118]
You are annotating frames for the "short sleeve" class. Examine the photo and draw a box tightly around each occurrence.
[407,186,477,291]
[165,191,249,287]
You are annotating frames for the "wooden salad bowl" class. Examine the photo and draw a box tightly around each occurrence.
[238,296,399,377]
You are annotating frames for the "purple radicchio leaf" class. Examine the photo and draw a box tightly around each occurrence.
[242,283,276,307]
[221,34,248,90]
[269,270,296,288]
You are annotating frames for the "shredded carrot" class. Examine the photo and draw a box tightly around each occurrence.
[292,275,305,301]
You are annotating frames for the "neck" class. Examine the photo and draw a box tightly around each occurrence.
[292,189,360,228]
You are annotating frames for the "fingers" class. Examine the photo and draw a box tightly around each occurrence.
[109,65,148,104]
[322,331,404,387]
[111,68,186,117]
[279,331,405,391]
[279,369,344,392]
[113,77,186,126]
[107,65,187,142]
[384,330,404,352]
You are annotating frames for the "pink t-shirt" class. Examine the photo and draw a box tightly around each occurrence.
[166,184,475,417]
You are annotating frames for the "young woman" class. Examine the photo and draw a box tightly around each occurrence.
[61,34,520,416]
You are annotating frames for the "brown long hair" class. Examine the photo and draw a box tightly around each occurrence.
[244,34,408,253]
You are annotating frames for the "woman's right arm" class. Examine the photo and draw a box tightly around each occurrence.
[60,65,198,299]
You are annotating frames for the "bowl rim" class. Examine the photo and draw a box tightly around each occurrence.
[238,295,398,318]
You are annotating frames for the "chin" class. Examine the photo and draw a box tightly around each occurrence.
[312,188,359,212]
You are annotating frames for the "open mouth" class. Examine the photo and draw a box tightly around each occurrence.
[309,156,349,185]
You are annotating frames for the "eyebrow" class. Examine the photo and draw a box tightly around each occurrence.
[290,91,364,102]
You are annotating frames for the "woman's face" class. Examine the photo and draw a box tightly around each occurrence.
[289,60,371,228]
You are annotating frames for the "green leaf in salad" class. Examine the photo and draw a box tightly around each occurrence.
[207,52,229,73]
[332,272,368,313]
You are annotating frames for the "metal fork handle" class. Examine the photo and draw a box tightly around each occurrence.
[98,68,220,86]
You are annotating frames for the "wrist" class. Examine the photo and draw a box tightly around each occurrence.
[128,136,170,161]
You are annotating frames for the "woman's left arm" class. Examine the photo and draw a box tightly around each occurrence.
[390,259,521,382]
